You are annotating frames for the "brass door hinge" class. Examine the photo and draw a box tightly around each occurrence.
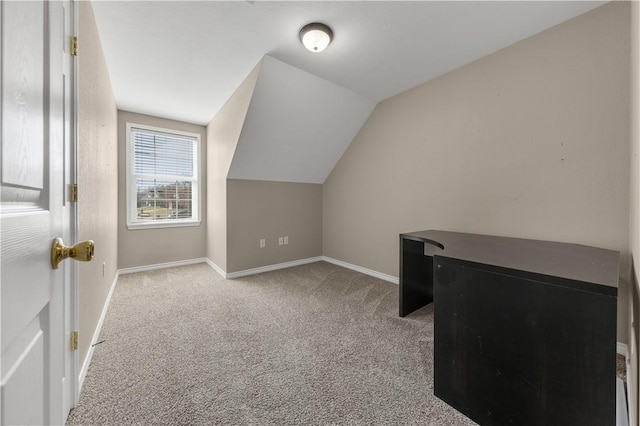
[70,184,78,202]
[71,36,78,56]
[71,331,78,351]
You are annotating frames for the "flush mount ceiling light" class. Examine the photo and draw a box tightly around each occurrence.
[299,22,333,53]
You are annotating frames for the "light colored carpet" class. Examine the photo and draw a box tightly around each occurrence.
[66,261,476,425]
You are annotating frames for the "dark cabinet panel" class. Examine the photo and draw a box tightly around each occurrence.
[433,257,616,426]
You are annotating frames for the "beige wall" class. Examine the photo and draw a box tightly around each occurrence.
[629,0,639,422]
[324,3,630,339]
[206,62,262,271]
[117,111,206,269]
[78,1,119,368]
[227,179,322,272]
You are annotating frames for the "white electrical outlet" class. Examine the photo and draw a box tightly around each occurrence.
[278,237,284,246]
[284,236,289,245]
[260,239,266,248]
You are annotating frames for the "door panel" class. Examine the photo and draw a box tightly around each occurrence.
[1,315,45,425]
[1,214,51,348]
[1,1,45,192]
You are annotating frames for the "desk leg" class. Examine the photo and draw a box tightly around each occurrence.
[399,238,434,317]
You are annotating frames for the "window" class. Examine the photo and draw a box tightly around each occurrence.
[126,123,201,229]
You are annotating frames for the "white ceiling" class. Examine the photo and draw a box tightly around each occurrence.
[91,1,607,127]
[228,56,376,183]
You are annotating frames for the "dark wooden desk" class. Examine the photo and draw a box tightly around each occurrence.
[399,230,619,425]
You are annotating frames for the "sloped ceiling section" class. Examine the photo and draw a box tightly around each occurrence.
[228,56,376,184]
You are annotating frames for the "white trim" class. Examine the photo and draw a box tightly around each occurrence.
[226,257,324,279]
[118,258,208,275]
[205,256,398,283]
[630,332,637,426]
[69,0,80,411]
[205,257,325,279]
[126,220,201,231]
[78,271,119,393]
[617,378,629,426]
[617,341,633,425]
[617,341,629,358]
[321,256,399,284]
[205,258,227,278]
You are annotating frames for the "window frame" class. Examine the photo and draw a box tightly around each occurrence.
[125,122,201,230]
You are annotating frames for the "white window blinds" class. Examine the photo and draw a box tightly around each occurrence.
[127,124,200,228]
[133,130,194,177]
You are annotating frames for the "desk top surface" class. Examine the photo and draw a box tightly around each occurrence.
[401,230,619,290]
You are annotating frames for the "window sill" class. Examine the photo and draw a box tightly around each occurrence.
[127,220,201,231]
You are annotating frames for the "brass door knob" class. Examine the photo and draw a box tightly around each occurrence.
[51,238,95,269]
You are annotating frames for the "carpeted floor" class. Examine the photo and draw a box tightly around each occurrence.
[66,261,476,425]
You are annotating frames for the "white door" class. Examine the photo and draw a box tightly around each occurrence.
[1,0,78,424]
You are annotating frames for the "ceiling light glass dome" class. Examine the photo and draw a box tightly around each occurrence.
[299,23,333,53]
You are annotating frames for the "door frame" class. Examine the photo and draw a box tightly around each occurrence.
[62,0,81,415]
[69,0,80,409]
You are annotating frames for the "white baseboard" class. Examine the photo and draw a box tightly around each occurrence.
[78,270,119,393]
[322,256,399,284]
[617,377,629,426]
[205,256,398,285]
[223,257,324,279]
[205,258,226,278]
[616,341,632,426]
[618,341,629,358]
[118,258,208,275]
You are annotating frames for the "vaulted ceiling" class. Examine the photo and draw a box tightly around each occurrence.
[91,1,606,126]
[91,1,607,183]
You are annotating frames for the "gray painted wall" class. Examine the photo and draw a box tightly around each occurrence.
[227,179,322,273]
[117,111,207,269]
[323,3,630,340]
[206,62,262,271]
[78,1,119,368]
